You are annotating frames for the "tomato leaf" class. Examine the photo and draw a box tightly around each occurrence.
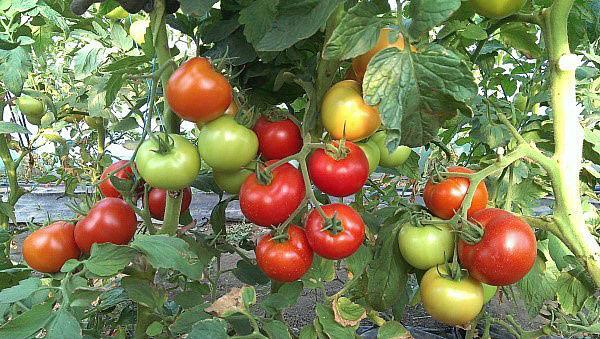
[298,324,318,339]
[239,0,278,46]
[516,254,557,316]
[344,244,372,276]
[301,256,335,290]
[377,320,411,339]
[232,260,270,285]
[46,309,82,339]
[396,150,421,179]
[179,0,218,16]
[121,276,164,310]
[84,243,137,277]
[188,318,228,339]
[0,122,31,135]
[130,235,204,279]
[556,272,593,315]
[0,46,32,95]
[315,304,357,338]
[407,0,461,39]
[332,297,366,327]
[262,319,292,339]
[260,281,303,315]
[499,23,542,59]
[170,305,211,334]
[0,300,53,337]
[145,321,163,337]
[0,277,41,304]
[323,0,393,60]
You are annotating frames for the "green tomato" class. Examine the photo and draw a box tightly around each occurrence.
[213,168,253,194]
[16,95,45,118]
[398,219,455,270]
[357,140,380,173]
[372,131,411,168]
[514,93,527,112]
[197,116,258,172]
[136,134,201,190]
[469,0,527,19]
[482,283,497,303]
[129,20,149,45]
[26,114,43,126]
[105,6,129,19]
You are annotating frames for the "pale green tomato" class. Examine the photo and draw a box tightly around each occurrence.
[357,140,380,173]
[372,131,411,168]
[213,168,253,194]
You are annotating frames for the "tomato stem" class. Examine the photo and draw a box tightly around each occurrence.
[159,189,183,235]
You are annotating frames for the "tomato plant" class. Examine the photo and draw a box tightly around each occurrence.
[397,219,454,270]
[307,141,369,197]
[459,208,537,286]
[253,116,302,160]
[147,187,192,221]
[255,225,313,282]
[469,0,527,18]
[304,203,365,260]
[74,198,138,253]
[23,221,80,273]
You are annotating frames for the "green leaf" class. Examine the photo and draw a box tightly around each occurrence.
[170,305,211,334]
[105,72,124,106]
[396,150,420,179]
[366,222,408,310]
[188,318,228,339]
[260,281,303,315]
[232,260,270,285]
[0,277,41,303]
[110,24,133,51]
[556,272,593,315]
[0,201,18,225]
[332,297,366,326]
[241,286,256,309]
[499,23,542,59]
[377,320,410,339]
[203,30,257,66]
[121,276,163,309]
[174,283,210,309]
[315,304,356,338]
[145,321,163,336]
[103,55,150,72]
[298,324,318,339]
[345,245,372,276]
[72,44,106,80]
[84,243,136,277]
[301,256,335,289]
[239,0,278,46]
[179,0,218,16]
[262,319,291,339]
[130,234,203,279]
[323,1,392,60]
[110,116,139,132]
[516,255,557,316]
[46,309,82,339]
[0,47,32,95]
[0,301,53,337]
[407,0,461,38]
[460,24,488,40]
[209,198,229,235]
[363,44,477,146]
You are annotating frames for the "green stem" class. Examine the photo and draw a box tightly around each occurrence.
[502,165,514,211]
[97,123,106,155]
[159,189,183,235]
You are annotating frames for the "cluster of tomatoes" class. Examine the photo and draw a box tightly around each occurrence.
[398,166,538,325]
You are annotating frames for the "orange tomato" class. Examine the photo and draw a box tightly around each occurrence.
[352,28,414,81]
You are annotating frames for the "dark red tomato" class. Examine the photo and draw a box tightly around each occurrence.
[74,198,138,253]
[307,141,369,197]
[99,160,137,198]
[255,225,313,282]
[22,221,80,273]
[239,162,305,227]
[304,203,365,260]
[253,116,303,160]
[458,208,537,286]
[166,57,232,123]
[423,166,488,220]
[147,187,192,221]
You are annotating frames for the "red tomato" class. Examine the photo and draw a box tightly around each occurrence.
[166,57,232,123]
[255,225,313,282]
[99,160,137,198]
[304,203,365,260]
[253,116,303,160]
[74,198,138,253]
[458,208,537,286]
[147,187,192,221]
[307,141,369,197]
[423,166,488,220]
[22,221,81,273]
[239,162,305,227]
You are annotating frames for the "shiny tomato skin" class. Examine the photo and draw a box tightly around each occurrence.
[255,225,313,282]
[458,208,537,286]
[321,80,381,142]
[74,198,138,253]
[213,168,253,194]
[99,160,136,198]
[420,266,484,326]
[253,117,302,160]
[469,0,527,19]
[352,28,414,81]
[304,203,365,260]
[239,163,305,227]
[423,166,488,220]
[23,221,81,273]
[147,187,192,221]
[397,219,455,270]
[307,141,369,197]
[357,140,380,173]
[166,57,232,123]
[371,131,412,168]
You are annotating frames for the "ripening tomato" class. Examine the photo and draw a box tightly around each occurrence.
[135,134,201,190]
[458,208,537,286]
[307,141,369,197]
[23,221,81,273]
[166,57,232,123]
[213,168,253,194]
[469,0,527,19]
[16,95,45,118]
[420,266,484,326]
[321,80,381,142]
[357,140,380,173]
[352,28,414,81]
[371,131,411,168]
[423,166,488,220]
[74,198,138,253]
[239,162,305,227]
[146,187,192,221]
[304,203,365,260]
[99,160,137,198]
[198,116,258,172]
[253,116,303,160]
[397,219,454,270]
[255,225,313,282]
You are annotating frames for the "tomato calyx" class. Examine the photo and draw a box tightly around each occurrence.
[150,133,176,155]
[321,213,345,235]
[456,216,485,245]
[66,194,96,217]
[254,161,274,185]
[324,139,350,160]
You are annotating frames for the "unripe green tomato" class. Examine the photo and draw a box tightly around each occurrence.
[40,112,54,127]
[213,168,253,194]
[105,6,129,19]
[514,93,527,112]
[130,20,149,45]
[469,0,527,19]
[398,220,455,270]
[16,95,45,118]
[26,114,42,126]
[482,283,497,303]
[357,140,380,173]
[372,131,411,168]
